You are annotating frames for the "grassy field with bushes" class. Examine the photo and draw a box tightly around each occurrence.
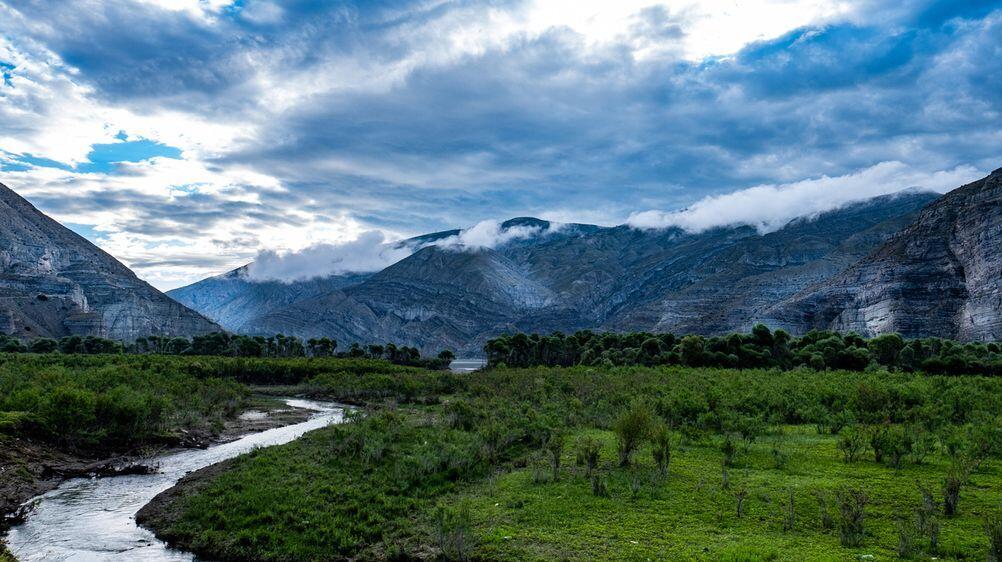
[0,353,454,451]
[141,364,1002,560]
[0,354,246,451]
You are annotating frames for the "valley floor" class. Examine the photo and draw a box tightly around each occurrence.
[3,355,1000,560]
[136,364,1002,561]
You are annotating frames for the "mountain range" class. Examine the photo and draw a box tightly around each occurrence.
[2,169,999,352]
[170,168,1002,353]
[0,182,219,340]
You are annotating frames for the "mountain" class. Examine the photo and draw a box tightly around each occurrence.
[175,191,941,353]
[0,182,220,340]
[168,266,372,333]
[167,227,463,331]
[764,168,1002,341]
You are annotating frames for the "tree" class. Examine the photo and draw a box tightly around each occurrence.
[679,335,705,367]
[28,338,58,353]
[869,333,905,367]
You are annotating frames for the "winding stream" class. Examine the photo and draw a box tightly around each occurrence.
[5,399,344,561]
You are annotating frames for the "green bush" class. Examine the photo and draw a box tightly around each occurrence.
[614,401,653,467]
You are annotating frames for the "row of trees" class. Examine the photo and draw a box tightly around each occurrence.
[0,332,455,369]
[483,325,1002,374]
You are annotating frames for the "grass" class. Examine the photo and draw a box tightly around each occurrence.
[455,426,1000,560]
[140,408,498,560]
[0,353,248,451]
[140,364,1002,560]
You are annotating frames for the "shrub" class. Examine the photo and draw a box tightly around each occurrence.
[435,503,474,561]
[813,490,833,531]
[837,425,866,463]
[650,422,673,477]
[869,425,889,464]
[782,489,795,532]
[916,483,940,553]
[721,434,738,467]
[771,445,789,470]
[906,425,936,465]
[544,431,565,481]
[986,513,1002,562]
[575,436,601,478]
[836,488,868,547]
[884,425,914,469]
[614,401,652,467]
[735,486,749,517]
[943,461,970,517]
[591,474,609,497]
[896,517,919,558]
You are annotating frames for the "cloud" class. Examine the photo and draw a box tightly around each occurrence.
[246,231,413,282]
[0,0,999,290]
[436,220,558,250]
[627,162,982,232]
[245,219,562,283]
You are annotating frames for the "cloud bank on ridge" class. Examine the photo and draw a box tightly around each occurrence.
[627,162,982,233]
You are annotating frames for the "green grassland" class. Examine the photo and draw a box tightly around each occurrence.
[139,365,1002,561]
[456,426,1000,560]
[0,354,248,450]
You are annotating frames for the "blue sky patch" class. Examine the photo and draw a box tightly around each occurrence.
[65,222,102,242]
[8,137,182,174]
[0,61,14,86]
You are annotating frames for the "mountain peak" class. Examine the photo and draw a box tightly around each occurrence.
[500,217,550,230]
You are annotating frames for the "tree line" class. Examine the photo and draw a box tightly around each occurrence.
[484,325,1002,375]
[0,332,455,369]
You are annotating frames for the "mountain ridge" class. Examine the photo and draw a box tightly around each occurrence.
[764,168,1002,341]
[0,181,221,340]
[172,188,947,353]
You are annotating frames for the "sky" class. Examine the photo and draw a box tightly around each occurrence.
[0,0,999,289]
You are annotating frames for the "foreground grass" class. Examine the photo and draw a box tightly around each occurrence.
[456,426,1000,560]
[142,365,1002,560]
[141,409,493,559]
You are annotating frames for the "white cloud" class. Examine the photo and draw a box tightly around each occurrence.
[459,0,854,62]
[434,219,553,250]
[240,219,568,283]
[246,231,413,282]
[627,162,982,233]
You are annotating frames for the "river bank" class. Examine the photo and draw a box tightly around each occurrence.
[0,396,315,558]
[3,399,342,561]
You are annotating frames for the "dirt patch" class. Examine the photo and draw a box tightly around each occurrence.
[215,399,314,443]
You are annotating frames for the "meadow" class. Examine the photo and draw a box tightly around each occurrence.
[138,363,1002,561]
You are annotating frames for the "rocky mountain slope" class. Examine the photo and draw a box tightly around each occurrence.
[765,168,1002,341]
[0,182,220,340]
[175,191,942,353]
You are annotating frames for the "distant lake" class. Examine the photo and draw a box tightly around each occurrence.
[449,359,486,373]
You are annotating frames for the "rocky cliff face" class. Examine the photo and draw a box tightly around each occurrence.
[0,182,220,340]
[175,191,942,353]
[765,169,1002,341]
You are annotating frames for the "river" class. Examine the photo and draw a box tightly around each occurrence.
[5,399,344,561]
[449,358,486,372]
